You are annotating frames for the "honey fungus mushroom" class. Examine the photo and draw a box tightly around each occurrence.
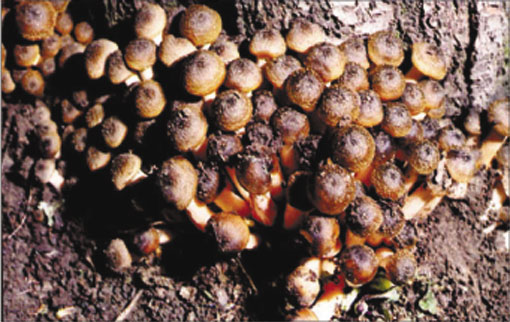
[101,116,127,148]
[331,125,375,173]
[41,34,61,58]
[300,215,341,258]
[84,39,119,79]
[106,50,138,85]
[382,249,417,285]
[110,153,147,191]
[133,80,166,118]
[15,1,57,41]
[224,58,263,94]
[55,12,73,35]
[371,161,405,201]
[371,65,406,101]
[407,42,447,81]
[339,37,370,70]
[124,38,156,80]
[367,30,404,67]
[74,21,94,44]
[210,37,239,64]
[307,163,355,215]
[158,34,196,68]
[286,19,326,54]
[13,44,41,67]
[249,28,286,63]
[167,101,208,153]
[356,89,384,127]
[211,90,252,132]
[304,42,346,83]
[182,50,226,98]
[21,69,45,97]
[446,148,478,183]
[339,245,378,287]
[86,146,111,171]
[409,140,440,175]
[286,260,321,308]
[206,212,250,253]
[179,4,222,47]
[419,79,445,111]
[2,69,16,94]
[263,55,302,90]
[284,69,324,113]
[346,195,383,242]
[316,85,360,128]
[401,82,425,116]
[488,98,510,137]
[337,62,370,92]
[235,145,273,195]
[381,103,413,138]
[252,90,278,123]
[134,3,166,45]
[271,107,310,146]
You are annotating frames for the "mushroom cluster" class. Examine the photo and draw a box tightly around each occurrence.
[2,2,509,321]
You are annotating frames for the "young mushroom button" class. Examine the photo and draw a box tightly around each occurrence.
[371,65,405,101]
[124,38,157,81]
[338,37,370,69]
[356,89,384,127]
[85,39,119,79]
[206,212,250,253]
[304,42,346,83]
[249,28,286,65]
[167,102,208,153]
[158,34,196,68]
[407,42,447,81]
[286,19,326,54]
[263,55,302,90]
[212,90,252,132]
[110,153,146,191]
[55,12,73,35]
[182,50,226,98]
[488,98,510,137]
[371,162,405,201]
[284,69,324,113]
[401,82,425,116]
[210,37,240,64]
[134,80,166,119]
[225,58,263,94]
[367,30,404,67]
[339,245,378,287]
[409,140,440,175]
[316,85,360,128]
[332,125,375,173]
[179,4,222,48]
[74,22,94,44]
[134,3,166,45]
[337,62,370,92]
[14,44,41,67]
[15,1,57,41]
[300,215,341,258]
[382,103,413,138]
[21,69,45,97]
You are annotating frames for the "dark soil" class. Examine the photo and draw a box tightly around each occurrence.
[2,1,509,321]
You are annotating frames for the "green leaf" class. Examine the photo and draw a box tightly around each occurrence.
[418,288,438,315]
[368,276,394,292]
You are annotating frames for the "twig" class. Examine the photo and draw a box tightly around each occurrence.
[6,214,27,240]
[236,256,258,295]
[115,290,143,321]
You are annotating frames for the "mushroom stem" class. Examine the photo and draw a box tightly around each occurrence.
[186,198,214,231]
[213,181,251,217]
[245,232,261,250]
[477,128,508,169]
[139,67,153,81]
[402,186,445,220]
[309,277,358,321]
[405,65,424,82]
[283,204,309,230]
[251,192,278,226]
[225,166,251,200]
[270,155,284,200]
[486,180,507,216]
[355,164,373,186]
[280,144,299,176]
[191,136,208,161]
[344,229,366,247]
[124,73,141,86]
[403,167,419,192]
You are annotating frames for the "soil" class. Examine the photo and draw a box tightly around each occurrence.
[2,0,509,321]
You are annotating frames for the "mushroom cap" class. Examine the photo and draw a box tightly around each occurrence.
[85,39,119,79]
[446,148,478,183]
[212,89,253,132]
[133,228,160,255]
[252,90,278,123]
[347,195,383,237]
[86,146,111,171]
[249,28,286,60]
[158,34,196,67]
[210,37,240,64]
[167,101,208,152]
[101,116,127,148]
[71,127,88,153]
[377,201,405,237]
[134,80,166,118]
[409,140,440,175]
[371,162,405,201]
[49,0,70,13]
[124,38,156,71]
[385,249,417,284]
[399,119,424,147]
[225,58,262,93]
[338,37,370,69]
[304,42,347,83]
[207,213,250,253]
[157,156,197,210]
[41,34,61,58]
[411,42,447,80]
[401,82,425,115]
[371,65,405,101]
[58,41,85,68]
[14,43,41,67]
[308,163,355,215]
[488,98,510,137]
[111,153,142,191]
[367,30,404,67]
[373,130,396,164]
[104,239,132,272]
[419,79,445,110]
[55,12,73,35]
[356,89,384,127]
[301,215,341,258]
[180,4,222,47]
[271,107,310,145]
[182,50,226,97]
[34,158,56,184]
[337,62,370,92]
[331,124,375,173]
[438,127,466,152]
[286,263,320,308]
[381,103,413,138]
[464,110,481,136]
[317,85,360,128]
[38,57,56,77]
[263,55,302,89]
[286,18,326,54]
[106,50,135,84]
[134,3,166,40]
[339,245,378,287]
[1,68,16,94]
[74,21,94,44]
[196,161,221,204]
[284,68,324,113]
[236,145,273,194]
[206,133,243,163]
[21,69,45,97]
[15,1,57,41]
[39,132,61,158]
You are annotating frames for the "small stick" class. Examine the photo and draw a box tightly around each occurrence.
[115,290,143,321]
[6,214,27,240]
[236,256,258,295]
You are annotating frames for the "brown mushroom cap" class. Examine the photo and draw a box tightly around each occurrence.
[317,85,360,128]
[225,58,263,93]
[210,37,240,64]
[167,101,208,152]
[464,110,481,136]
[182,50,226,97]
[347,196,383,237]
[49,0,70,13]
[399,119,424,147]
[106,50,135,85]
[21,69,44,97]
[367,30,404,67]
[74,21,94,44]
[60,99,82,124]
[85,39,119,79]
[180,4,222,47]
[301,215,341,258]
[158,34,196,67]
[286,18,326,54]
[284,69,324,113]
[252,90,278,123]
[381,103,413,138]
[339,245,378,287]
[271,107,310,145]
[41,34,61,58]
[438,127,466,152]
[133,228,160,255]
[371,65,405,101]
[212,90,253,132]
[377,201,405,237]
[409,140,440,175]
[385,249,417,285]
[419,79,445,111]
[304,42,347,83]
[101,116,127,148]
[308,163,355,215]
[15,1,57,41]
[373,130,396,165]
[104,239,132,272]
[55,12,73,35]
[38,57,56,77]
[401,82,425,115]
[134,80,166,118]
[249,28,286,60]
[2,69,16,94]
[411,42,447,80]
[488,98,510,137]
[196,161,221,204]
[337,62,370,92]
[58,41,85,68]
[124,38,156,72]
[338,37,370,69]
[14,44,41,67]
[157,156,198,210]
[236,145,273,194]
[331,125,375,173]
[39,132,61,158]
[446,148,478,183]
[371,162,405,201]
[86,146,111,171]
[207,212,250,253]
[263,55,302,89]
[134,3,166,41]
[206,133,243,163]
[356,89,384,127]
[286,263,320,308]
[111,153,142,191]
